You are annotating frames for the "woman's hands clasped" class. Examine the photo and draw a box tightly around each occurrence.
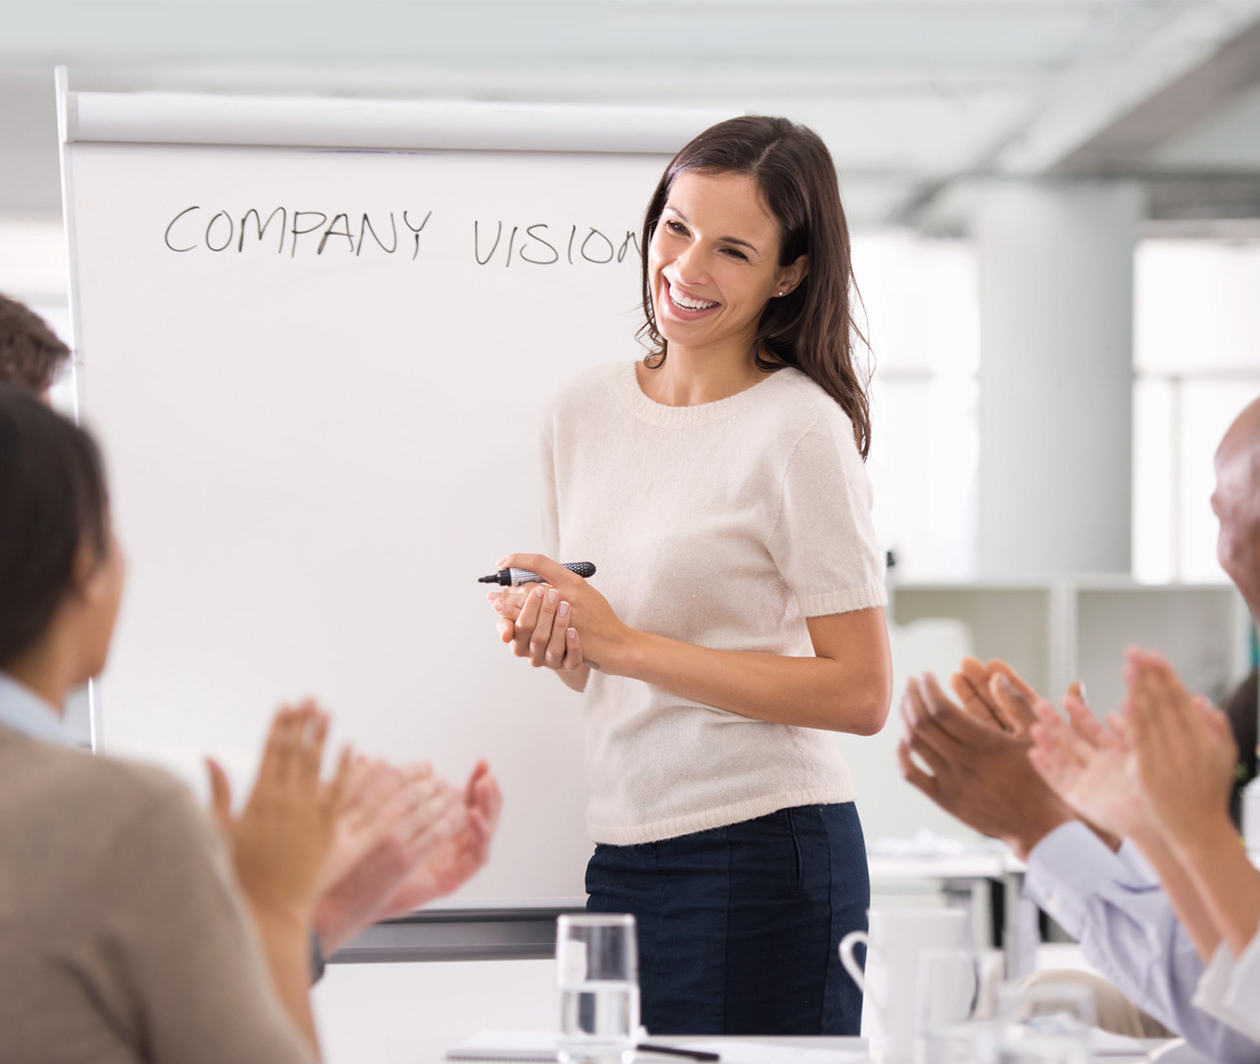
[490,582,585,672]
[486,553,631,676]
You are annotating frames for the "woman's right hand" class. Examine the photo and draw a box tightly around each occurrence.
[206,701,351,924]
[487,583,586,673]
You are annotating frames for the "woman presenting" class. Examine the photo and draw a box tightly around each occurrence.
[488,115,891,1036]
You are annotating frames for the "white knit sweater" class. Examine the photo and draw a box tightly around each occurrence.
[541,361,887,845]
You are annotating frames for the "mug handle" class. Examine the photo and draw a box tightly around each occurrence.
[838,930,870,997]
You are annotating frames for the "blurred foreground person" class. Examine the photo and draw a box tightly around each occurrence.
[0,386,335,1062]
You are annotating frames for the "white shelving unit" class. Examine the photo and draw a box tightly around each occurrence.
[890,577,1252,715]
[848,576,1253,856]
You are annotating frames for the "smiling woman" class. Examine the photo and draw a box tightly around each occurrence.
[486,116,891,1037]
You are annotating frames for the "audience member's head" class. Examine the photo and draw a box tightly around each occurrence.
[0,294,71,397]
[1213,396,1260,622]
[0,385,122,687]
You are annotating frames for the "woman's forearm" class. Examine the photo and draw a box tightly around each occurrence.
[249,903,321,1058]
[1129,824,1223,963]
[601,627,890,734]
[1175,818,1260,957]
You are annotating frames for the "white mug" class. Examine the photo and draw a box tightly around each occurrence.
[839,908,971,1063]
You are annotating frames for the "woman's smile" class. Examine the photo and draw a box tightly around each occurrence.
[662,277,721,320]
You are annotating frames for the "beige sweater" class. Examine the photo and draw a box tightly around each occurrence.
[0,723,312,1064]
[541,361,887,845]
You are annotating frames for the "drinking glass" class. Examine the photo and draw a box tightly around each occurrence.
[998,980,1096,1064]
[914,948,1005,1064]
[555,913,640,1064]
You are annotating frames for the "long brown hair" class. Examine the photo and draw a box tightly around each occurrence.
[638,115,872,458]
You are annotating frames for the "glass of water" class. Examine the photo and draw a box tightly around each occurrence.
[555,913,640,1064]
[998,980,1095,1064]
[914,948,1005,1064]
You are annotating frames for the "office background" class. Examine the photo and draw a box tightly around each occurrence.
[2,3,1259,1061]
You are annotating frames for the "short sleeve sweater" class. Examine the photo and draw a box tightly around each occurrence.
[540,361,887,845]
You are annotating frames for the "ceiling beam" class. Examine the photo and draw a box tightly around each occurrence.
[1053,14,1260,175]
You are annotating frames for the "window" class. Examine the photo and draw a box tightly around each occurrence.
[855,233,980,580]
[1133,239,1260,583]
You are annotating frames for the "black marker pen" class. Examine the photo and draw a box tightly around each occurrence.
[478,562,596,587]
[635,1045,721,1062]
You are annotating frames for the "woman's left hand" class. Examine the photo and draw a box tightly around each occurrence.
[492,553,632,672]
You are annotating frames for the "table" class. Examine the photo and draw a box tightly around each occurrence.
[868,851,1039,978]
[441,1033,1170,1063]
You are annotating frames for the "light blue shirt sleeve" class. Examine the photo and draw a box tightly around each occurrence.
[1024,822,1260,1064]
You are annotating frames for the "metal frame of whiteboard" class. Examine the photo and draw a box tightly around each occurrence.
[331,902,587,964]
[56,70,730,155]
[54,67,95,749]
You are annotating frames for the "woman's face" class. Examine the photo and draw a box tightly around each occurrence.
[648,169,806,359]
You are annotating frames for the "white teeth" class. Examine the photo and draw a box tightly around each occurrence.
[668,282,717,312]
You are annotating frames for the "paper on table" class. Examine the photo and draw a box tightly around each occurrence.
[1088,1027,1166,1057]
[446,1032,872,1063]
[444,1030,557,1062]
[681,1041,868,1063]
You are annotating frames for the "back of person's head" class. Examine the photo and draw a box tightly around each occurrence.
[0,295,71,394]
[1214,396,1260,618]
[0,386,110,672]
[1227,669,1259,829]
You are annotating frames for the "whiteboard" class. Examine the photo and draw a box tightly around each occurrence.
[60,84,725,904]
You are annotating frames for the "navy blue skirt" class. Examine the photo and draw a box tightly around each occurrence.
[585,802,869,1036]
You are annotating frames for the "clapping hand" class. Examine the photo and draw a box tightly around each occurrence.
[377,760,503,916]
[1027,693,1149,843]
[897,673,1074,859]
[206,701,351,924]
[312,758,465,952]
[1125,649,1237,850]
[950,657,1041,733]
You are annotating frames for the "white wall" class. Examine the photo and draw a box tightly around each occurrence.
[314,959,555,1064]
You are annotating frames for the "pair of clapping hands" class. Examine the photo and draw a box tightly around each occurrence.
[206,701,503,955]
[898,651,1238,862]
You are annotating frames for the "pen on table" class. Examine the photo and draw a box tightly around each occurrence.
[635,1045,720,1062]
[477,562,597,586]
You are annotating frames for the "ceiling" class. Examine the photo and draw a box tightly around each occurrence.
[3,0,1260,229]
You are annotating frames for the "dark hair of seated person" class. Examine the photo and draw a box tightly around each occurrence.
[1226,668,1258,829]
[0,294,71,393]
[0,384,108,669]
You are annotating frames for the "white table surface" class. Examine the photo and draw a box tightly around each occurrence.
[442,1032,1171,1062]
[652,1034,1166,1060]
